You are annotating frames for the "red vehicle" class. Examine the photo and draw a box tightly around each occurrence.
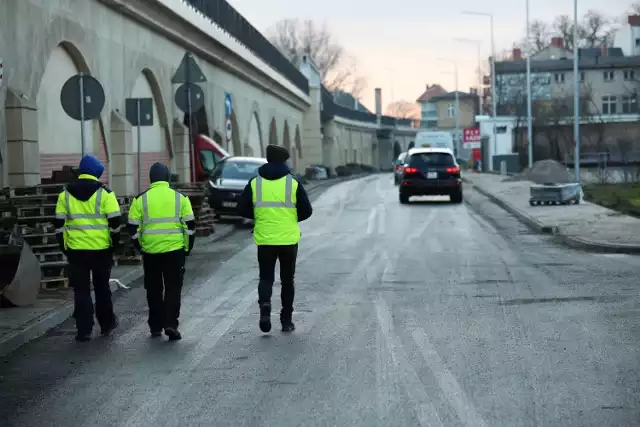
[193,134,230,182]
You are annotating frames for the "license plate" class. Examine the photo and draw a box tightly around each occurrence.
[427,172,438,179]
[222,201,237,208]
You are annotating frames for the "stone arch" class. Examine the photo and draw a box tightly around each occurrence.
[246,110,263,157]
[283,121,291,152]
[131,69,171,191]
[37,41,107,183]
[269,118,278,146]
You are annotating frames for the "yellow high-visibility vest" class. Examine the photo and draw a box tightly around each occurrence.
[54,174,121,250]
[251,175,300,246]
[128,181,195,254]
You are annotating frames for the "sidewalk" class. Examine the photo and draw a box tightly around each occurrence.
[463,172,640,253]
[0,174,367,357]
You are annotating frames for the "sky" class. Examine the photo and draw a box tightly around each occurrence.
[228,0,634,112]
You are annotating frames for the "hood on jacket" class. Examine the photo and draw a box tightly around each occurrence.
[257,162,290,181]
[66,176,103,202]
[78,155,104,179]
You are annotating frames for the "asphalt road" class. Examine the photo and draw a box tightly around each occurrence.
[1,175,639,427]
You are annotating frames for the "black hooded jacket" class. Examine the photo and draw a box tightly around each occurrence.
[237,162,313,222]
[53,178,122,253]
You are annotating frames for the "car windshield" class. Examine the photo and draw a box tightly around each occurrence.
[220,161,261,180]
[409,152,455,167]
[199,149,223,174]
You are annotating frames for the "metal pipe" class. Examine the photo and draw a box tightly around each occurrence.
[573,0,581,183]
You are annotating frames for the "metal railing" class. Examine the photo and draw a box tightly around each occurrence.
[185,0,309,93]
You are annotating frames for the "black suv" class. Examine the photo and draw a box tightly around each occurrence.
[398,148,462,204]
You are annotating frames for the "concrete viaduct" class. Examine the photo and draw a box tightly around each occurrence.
[0,0,417,195]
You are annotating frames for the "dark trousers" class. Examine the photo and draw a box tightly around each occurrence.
[257,244,298,316]
[142,250,186,331]
[68,250,116,335]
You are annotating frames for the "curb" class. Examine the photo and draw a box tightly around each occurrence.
[0,175,366,357]
[464,177,640,255]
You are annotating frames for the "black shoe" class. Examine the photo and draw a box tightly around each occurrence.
[150,330,162,338]
[259,303,272,333]
[164,327,182,341]
[75,333,92,342]
[280,311,295,332]
[101,317,119,336]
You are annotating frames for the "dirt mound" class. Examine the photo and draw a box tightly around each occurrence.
[506,159,572,184]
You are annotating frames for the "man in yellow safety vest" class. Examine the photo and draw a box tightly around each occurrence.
[127,163,196,341]
[237,145,313,333]
[53,155,122,342]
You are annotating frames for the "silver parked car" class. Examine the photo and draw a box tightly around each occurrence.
[207,156,266,217]
[393,152,408,185]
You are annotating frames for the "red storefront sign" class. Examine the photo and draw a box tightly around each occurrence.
[463,128,481,148]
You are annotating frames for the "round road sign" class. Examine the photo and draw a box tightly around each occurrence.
[60,74,105,121]
[225,118,232,140]
[174,83,205,113]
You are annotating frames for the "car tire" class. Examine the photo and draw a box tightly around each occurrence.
[399,193,409,204]
[450,189,463,204]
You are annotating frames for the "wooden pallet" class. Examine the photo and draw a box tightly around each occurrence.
[41,277,69,289]
[0,184,65,198]
[36,251,66,264]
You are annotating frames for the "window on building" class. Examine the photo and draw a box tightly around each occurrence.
[447,103,455,117]
[621,95,638,114]
[602,96,617,114]
[624,70,636,81]
[636,38,640,47]
[580,72,586,82]
[604,71,615,81]
[554,73,565,83]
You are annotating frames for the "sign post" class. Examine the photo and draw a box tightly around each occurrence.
[125,98,154,193]
[225,93,232,152]
[60,73,105,158]
[172,52,207,183]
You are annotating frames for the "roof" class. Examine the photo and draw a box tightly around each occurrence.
[496,54,640,74]
[226,156,267,163]
[429,91,479,102]
[416,84,447,103]
[332,90,371,113]
[407,147,454,155]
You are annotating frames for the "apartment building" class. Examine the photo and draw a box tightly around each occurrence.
[415,84,446,129]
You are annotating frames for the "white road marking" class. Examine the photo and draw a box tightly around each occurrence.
[377,204,386,235]
[411,328,489,427]
[367,207,378,235]
[375,298,444,426]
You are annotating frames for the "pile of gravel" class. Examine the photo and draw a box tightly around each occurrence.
[505,159,572,184]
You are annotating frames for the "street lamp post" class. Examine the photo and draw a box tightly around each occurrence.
[573,0,581,183]
[453,38,483,116]
[463,11,497,170]
[438,59,461,155]
[526,0,533,168]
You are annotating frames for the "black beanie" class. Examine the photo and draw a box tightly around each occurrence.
[265,145,290,163]
[149,162,170,183]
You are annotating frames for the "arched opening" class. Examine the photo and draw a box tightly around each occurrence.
[393,140,401,157]
[269,118,278,146]
[131,70,170,191]
[37,41,105,183]
[230,110,242,156]
[294,125,302,158]
[283,121,291,152]
[247,111,263,156]
[408,141,415,150]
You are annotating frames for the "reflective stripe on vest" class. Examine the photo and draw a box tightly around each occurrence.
[254,175,295,208]
[64,188,109,230]
[138,191,183,236]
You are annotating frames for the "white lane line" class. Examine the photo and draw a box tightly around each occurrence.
[367,207,378,235]
[378,204,386,235]
[411,328,489,427]
[375,298,444,426]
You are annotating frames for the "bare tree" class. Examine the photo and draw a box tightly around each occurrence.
[527,20,551,52]
[385,100,420,119]
[267,19,365,94]
[580,10,617,46]
[631,2,640,14]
